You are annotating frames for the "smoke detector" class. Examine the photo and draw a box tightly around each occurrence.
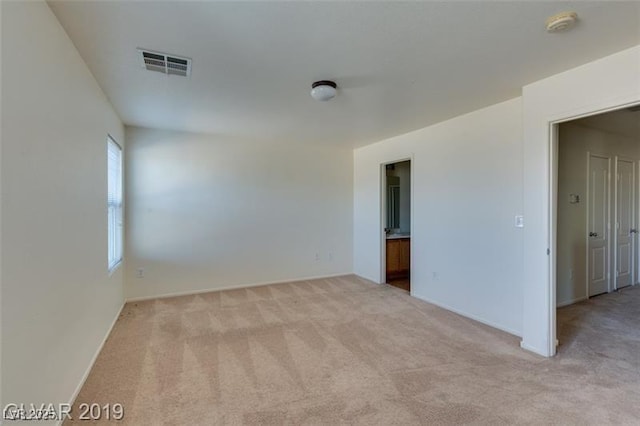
[546,11,578,33]
[138,48,191,77]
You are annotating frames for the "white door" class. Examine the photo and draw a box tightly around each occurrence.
[615,158,635,289]
[588,154,611,297]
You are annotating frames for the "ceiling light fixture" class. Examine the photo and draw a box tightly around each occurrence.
[546,11,578,33]
[310,80,337,101]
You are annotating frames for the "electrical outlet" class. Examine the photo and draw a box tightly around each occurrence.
[136,268,145,278]
[315,253,321,262]
[328,251,333,261]
[515,215,524,228]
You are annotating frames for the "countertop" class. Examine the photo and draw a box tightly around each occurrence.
[386,234,411,240]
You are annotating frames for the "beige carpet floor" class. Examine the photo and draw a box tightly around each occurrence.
[67,276,640,425]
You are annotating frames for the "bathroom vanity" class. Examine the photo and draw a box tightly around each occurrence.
[386,236,410,280]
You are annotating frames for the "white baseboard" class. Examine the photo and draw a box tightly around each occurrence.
[58,302,125,426]
[556,296,588,308]
[404,291,522,338]
[520,340,551,357]
[125,272,354,303]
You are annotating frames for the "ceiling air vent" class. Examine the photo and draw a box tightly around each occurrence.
[138,49,191,77]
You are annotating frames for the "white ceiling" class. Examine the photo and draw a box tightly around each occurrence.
[48,1,640,147]
[575,106,640,140]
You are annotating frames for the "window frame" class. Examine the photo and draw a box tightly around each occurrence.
[107,135,123,273]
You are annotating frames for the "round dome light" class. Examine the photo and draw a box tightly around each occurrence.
[310,80,337,101]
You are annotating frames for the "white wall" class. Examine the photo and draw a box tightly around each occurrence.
[354,98,524,336]
[124,127,353,300]
[557,123,640,307]
[522,45,640,357]
[1,0,124,413]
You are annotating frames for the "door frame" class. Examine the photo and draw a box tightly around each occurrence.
[550,102,640,354]
[379,156,414,289]
[521,48,640,358]
[613,156,637,290]
[585,152,612,297]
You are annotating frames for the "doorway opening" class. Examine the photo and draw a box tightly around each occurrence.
[383,160,411,291]
[555,105,640,347]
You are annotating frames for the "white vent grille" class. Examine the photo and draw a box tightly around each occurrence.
[138,49,191,77]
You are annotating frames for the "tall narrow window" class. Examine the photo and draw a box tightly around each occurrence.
[107,136,123,271]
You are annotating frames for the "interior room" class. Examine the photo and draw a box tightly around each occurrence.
[555,107,640,360]
[556,107,640,305]
[1,1,639,424]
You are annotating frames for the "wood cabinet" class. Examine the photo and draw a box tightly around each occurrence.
[386,238,410,280]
